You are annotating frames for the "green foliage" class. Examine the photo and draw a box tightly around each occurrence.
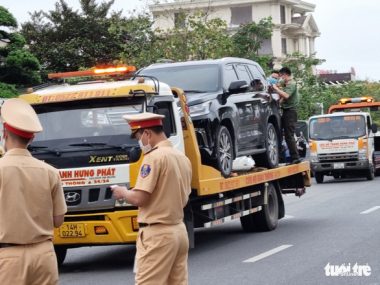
[0,82,18,98]
[21,0,124,72]
[110,14,160,67]
[0,6,17,28]
[152,12,233,62]
[0,6,41,87]
[232,17,273,60]
[0,49,41,85]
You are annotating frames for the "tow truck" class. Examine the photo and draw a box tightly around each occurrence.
[309,96,380,183]
[19,66,311,265]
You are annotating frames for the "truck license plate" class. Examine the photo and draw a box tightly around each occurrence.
[59,223,86,238]
[333,163,345,169]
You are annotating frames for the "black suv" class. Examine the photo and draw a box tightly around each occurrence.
[139,57,281,177]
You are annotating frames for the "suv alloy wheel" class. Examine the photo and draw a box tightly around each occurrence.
[215,125,234,177]
[255,123,279,168]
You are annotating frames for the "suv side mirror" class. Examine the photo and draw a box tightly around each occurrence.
[228,80,249,95]
[371,123,378,133]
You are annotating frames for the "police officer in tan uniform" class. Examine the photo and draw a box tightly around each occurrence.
[112,112,192,285]
[0,98,67,285]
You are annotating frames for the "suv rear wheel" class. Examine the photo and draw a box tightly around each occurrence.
[215,125,234,177]
[255,123,279,168]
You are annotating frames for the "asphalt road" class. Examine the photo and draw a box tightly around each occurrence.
[59,176,380,285]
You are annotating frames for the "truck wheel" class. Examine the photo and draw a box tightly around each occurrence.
[54,246,67,267]
[240,183,279,232]
[366,164,375,180]
[215,125,233,178]
[255,123,279,169]
[315,172,324,184]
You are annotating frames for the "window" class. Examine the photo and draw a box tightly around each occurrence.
[223,64,238,89]
[174,12,186,28]
[282,38,287,55]
[155,101,176,137]
[247,65,267,91]
[280,5,286,24]
[235,64,252,84]
[141,64,220,93]
[34,100,144,141]
[230,6,252,26]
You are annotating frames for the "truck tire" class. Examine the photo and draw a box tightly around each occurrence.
[54,246,67,267]
[255,123,279,169]
[240,183,279,232]
[315,172,324,184]
[215,125,234,178]
[366,164,375,181]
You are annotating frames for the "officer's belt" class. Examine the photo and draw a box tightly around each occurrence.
[0,243,19,248]
[138,223,160,228]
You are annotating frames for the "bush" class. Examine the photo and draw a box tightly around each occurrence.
[0,82,18,98]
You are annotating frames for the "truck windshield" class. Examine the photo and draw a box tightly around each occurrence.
[309,115,366,140]
[33,98,143,143]
[140,64,220,93]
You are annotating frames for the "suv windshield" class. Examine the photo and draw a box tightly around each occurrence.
[309,115,366,140]
[141,64,220,93]
[33,98,143,144]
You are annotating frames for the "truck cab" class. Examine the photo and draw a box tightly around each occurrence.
[309,97,379,183]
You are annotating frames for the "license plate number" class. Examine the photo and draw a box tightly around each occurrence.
[333,163,345,169]
[59,223,86,238]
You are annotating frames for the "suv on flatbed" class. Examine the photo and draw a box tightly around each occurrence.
[139,57,281,177]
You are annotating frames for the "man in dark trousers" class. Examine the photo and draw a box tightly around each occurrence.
[112,112,192,285]
[273,67,301,164]
[0,98,67,284]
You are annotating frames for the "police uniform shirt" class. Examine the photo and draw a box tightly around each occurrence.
[0,148,67,244]
[134,140,192,225]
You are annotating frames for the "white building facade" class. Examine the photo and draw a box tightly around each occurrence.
[150,0,320,65]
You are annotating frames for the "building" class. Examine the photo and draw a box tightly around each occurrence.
[317,68,356,85]
[150,0,320,66]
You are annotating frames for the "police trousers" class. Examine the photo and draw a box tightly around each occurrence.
[0,240,58,285]
[135,222,189,285]
[282,108,300,160]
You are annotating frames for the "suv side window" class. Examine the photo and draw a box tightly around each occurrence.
[223,64,239,89]
[154,101,176,137]
[248,64,267,91]
[235,64,252,84]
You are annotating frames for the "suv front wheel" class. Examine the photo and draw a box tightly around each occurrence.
[215,125,234,177]
[255,123,279,168]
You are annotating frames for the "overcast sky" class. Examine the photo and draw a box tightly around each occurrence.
[1,0,379,81]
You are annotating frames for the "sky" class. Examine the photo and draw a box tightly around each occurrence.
[1,0,380,81]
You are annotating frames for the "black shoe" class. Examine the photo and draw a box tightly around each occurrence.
[291,158,302,164]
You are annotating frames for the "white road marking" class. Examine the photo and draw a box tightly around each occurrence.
[243,244,293,263]
[360,206,380,215]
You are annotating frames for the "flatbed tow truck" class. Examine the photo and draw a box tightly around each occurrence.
[19,66,311,265]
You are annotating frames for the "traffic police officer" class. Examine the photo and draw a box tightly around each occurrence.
[112,112,192,285]
[0,98,67,285]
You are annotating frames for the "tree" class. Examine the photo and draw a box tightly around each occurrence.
[21,0,125,73]
[152,12,233,62]
[0,6,41,95]
[232,17,273,72]
[109,13,160,68]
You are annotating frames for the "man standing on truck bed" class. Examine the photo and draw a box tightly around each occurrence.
[273,67,301,164]
[111,112,192,285]
[0,98,67,285]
